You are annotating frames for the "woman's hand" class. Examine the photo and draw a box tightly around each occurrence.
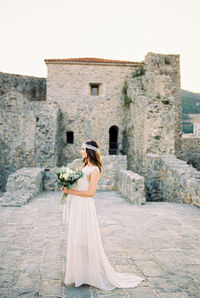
[61,186,69,194]
[61,186,73,194]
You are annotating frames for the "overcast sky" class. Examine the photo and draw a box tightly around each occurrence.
[0,0,200,93]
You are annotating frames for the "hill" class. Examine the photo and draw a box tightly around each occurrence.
[181,89,200,133]
[182,89,200,114]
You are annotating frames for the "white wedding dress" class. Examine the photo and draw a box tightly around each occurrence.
[61,165,143,291]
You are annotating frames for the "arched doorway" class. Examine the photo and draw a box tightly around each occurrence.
[109,126,119,155]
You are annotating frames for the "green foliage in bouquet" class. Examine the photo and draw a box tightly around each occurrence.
[56,166,84,204]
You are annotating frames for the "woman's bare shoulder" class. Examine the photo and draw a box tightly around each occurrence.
[88,166,100,176]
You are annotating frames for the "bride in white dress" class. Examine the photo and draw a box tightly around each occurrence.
[61,140,143,291]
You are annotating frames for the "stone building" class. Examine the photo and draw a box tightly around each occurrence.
[44,53,181,175]
[0,52,181,190]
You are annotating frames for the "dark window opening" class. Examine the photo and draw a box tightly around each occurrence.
[90,84,100,96]
[109,126,119,155]
[67,131,74,144]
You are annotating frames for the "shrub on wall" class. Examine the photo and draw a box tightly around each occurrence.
[132,65,145,78]
[122,80,132,106]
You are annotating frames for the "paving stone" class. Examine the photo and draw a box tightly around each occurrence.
[0,190,199,297]
[39,279,61,296]
[64,283,91,297]
[158,293,189,298]
[125,286,157,297]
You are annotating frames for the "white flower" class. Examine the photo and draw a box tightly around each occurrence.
[63,173,69,180]
[65,168,71,174]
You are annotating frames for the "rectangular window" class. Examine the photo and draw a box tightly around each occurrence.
[66,131,74,144]
[90,83,100,96]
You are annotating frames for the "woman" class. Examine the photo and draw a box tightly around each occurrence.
[61,139,143,291]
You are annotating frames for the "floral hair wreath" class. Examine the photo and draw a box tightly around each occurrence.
[82,142,99,152]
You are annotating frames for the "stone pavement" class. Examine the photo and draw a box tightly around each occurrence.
[0,190,200,298]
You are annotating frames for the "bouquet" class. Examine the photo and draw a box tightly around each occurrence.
[56,166,84,204]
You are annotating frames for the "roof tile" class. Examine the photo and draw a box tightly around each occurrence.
[44,57,141,64]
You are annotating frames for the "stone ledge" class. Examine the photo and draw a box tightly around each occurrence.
[0,189,35,207]
[43,155,128,191]
[146,154,200,207]
[0,167,43,207]
[117,169,146,204]
[1,156,128,206]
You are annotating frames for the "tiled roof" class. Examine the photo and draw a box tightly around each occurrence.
[44,57,142,65]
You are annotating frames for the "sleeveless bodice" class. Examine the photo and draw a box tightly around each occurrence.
[61,165,100,223]
[75,165,100,191]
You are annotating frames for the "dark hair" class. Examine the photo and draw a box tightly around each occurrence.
[82,140,102,174]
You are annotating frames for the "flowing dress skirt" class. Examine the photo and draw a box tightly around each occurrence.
[61,194,143,291]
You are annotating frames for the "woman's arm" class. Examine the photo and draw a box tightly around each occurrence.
[62,169,99,198]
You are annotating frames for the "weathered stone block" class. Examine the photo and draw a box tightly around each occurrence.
[146,153,200,207]
[0,167,43,206]
[117,169,146,204]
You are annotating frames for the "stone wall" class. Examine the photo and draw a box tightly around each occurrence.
[0,71,46,101]
[0,72,47,191]
[146,154,200,207]
[0,91,60,191]
[0,154,146,207]
[0,91,36,190]
[30,101,61,167]
[0,167,43,206]
[43,155,127,191]
[117,170,146,204]
[127,52,181,176]
[1,153,199,208]
[176,137,200,171]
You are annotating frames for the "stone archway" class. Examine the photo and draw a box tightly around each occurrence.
[109,125,119,155]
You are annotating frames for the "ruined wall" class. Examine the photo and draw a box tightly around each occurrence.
[126,75,147,173]
[0,91,35,190]
[0,91,60,190]
[0,71,46,101]
[146,154,200,207]
[127,52,181,176]
[176,137,200,170]
[30,101,61,168]
[117,169,146,204]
